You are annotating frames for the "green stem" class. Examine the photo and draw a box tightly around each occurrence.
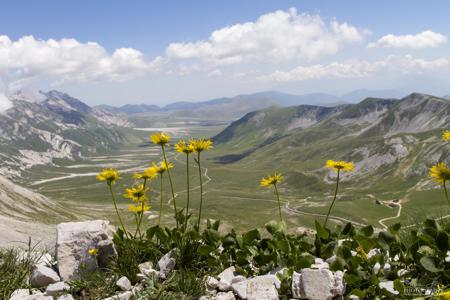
[196,152,204,230]
[135,179,148,238]
[444,180,450,207]
[274,183,282,222]
[162,146,178,228]
[108,183,128,237]
[324,169,340,228]
[184,153,190,231]
[159,174,164,226]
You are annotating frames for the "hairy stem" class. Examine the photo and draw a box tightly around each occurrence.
[444,180,450,207]
[184,153,190,231]
[135,179,148,238]
[108,183,128,237]
[162,146,178,228]
[324,169,340,228]
[274,183,282,222]
[159,174,163,226]
[197,152,204,230]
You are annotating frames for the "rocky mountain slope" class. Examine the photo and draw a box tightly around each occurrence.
[0,90,136,179]
[0,175,75,247]
[213,93,450,194]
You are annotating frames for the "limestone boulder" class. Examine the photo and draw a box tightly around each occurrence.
[56,220,116,281]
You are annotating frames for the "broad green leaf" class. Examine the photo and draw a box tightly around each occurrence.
[420,256,441,273]
[242,229,260,245]
[315,220,329,240]
[360,225,374,237]
[436,231,449,252]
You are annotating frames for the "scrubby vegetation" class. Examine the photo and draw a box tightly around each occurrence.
[3,130,450,299]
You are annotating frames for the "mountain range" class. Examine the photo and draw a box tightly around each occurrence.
[0,90,138,179]
[212,93,450,196]
[98,89,408,119]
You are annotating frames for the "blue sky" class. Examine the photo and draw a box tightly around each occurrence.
[0,1,449,106]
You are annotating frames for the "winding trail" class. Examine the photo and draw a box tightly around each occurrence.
[284,200,368,227]
[378,203,402,229]
[166,153,212,206]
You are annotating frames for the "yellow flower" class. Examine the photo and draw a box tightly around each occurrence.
[443,130,450,141]
[150,132,170,146]
[133,166,158,180]
[438,290,450,300]
[430,162,450,184]
[96,168,120,184]
[88,248,98,256]
[128,203,150,213]
[191,138,213,153]
[174,140,195,154]
[325,160,354,172]
[356,245,367,260]
[260,173,283,187]
[152,161,174,174]
[124,184,149,202]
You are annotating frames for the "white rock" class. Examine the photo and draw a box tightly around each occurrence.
[199,296,212,300]
[215,291,236,300]
[45,281,70,296]
[138,262,153,274]
[373,262,381,274]
[30,265,60,288]
[9,289,30,300]
[56,220,116,281]
[291,272,302,299]
[102,291,132,300]
[247,276,279,300]
[292,268,345,300]
[56,295,74,300]
[231,275,246,284]
[206,276,219,289]
[367,248,381,259]
[231,280,247,299]
[116,276,132,291]
[26,294,54,300]
[383,263,391,273]
[157,250,176,280]
[325,255,337,265]
[379,281,399,295]
[217,266,237,291]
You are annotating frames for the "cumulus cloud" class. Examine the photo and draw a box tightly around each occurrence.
[260,55,450,82]
[0,35,163,84]
[368,30,447,49]
[166,8,368,65]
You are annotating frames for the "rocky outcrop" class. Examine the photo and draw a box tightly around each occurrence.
[56,220,116,281]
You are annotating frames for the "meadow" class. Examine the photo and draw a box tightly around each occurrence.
[21,116,450,234]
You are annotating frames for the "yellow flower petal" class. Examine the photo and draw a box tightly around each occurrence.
[325,160,354,172]
[260,173,283,187]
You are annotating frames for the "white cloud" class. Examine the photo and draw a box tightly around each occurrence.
[166,8,368,65]
[207,69,223,78]
[260,55,450,82]
[0,82,12,112]
[0,35,163,84]
[368,30,447,49]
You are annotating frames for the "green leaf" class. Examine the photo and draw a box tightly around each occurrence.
[242,229,260,245]
[360,225,374,237]
[436,231,449,252]
[393,279,404,294]
[388,223,401,234]
[265,220,287,235]
[341,222,354,236]
[420,256,442,273]
[275,239,290,253]
[315,220,329,240]
[197,245,214,257]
